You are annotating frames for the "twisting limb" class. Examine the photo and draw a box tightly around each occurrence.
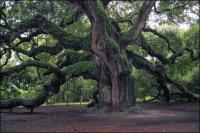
[144,28,200,61]
[1,14,89,51]
[12,44,63,57]
[0,59,98,110]
[13,30,45,48]
[56,49,92,68]
[136,35,170,64]
[130,0,156,42]
[132,34,199,65]
[0,74,65,111]
[126,49,200,100]
[0,60,62,78]
[120,1,156,49]
[143,28,176,53]
[166,77,200,100]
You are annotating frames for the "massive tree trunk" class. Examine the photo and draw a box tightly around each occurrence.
[68,0,147,110]
[87,67,135,110]
[96,63,136,111]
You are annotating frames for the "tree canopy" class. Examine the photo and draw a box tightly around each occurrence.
[0,0,199,111]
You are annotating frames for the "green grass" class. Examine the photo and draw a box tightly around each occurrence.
[42,102,89,106]
[136,96,154,102]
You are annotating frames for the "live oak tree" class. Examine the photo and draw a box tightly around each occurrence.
[0,0,199,111]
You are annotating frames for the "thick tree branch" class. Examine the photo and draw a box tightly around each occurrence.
[62,61,97,76]
[0,60,62,78]
[143,28,176,53]
[136,35,170,64]
[130,0,156,42]
[127,49,200,100]
[0,74,65,110]
[12,44,63,57]
[15,30,45,47]
[1,14,90,51]
[131,35,199,65]
[166,78,200,99]
[0,60,98,110]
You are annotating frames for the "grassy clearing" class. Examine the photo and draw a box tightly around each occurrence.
[42,102,89,106]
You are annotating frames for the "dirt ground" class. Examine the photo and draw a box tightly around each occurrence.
[1,103,199,132]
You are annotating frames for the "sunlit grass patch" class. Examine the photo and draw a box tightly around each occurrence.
[42,102,89,106]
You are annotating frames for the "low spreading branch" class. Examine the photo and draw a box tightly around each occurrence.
[1,14,89,51]
[0,74,65,111]
[135,34,199,65]
[0,60,62,78]
[127,50,200,100]
[12,44,63,57]
[143,28,176,53]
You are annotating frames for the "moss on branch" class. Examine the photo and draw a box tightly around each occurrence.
[1,60,62,78]
[57,49,91,68]
[0,74,65,110]
[14,14,90,51]
[117,55,132,75]
[62,61,96,75]
[103,33,120,54]
[120,32,133,43]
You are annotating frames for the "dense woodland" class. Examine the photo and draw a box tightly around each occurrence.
[0,0,199,112]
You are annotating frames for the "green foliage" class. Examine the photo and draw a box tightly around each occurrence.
[66,17,91,37]
[143,32,169,58]
[118,55,132,75]
[120,31,132,42]
[4,1,73,25]
[96,0,108,21]
[127,45,148,58]
[63,61,96,75]
[59,49,88,64]
[183,22,199,55]
[103,32,119,54]
[159,0,198,24]
[47,77,97,104]
[132,69,158,101]
[166,23,199,80]
[186,72,200,94]
[0,75,43,100]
